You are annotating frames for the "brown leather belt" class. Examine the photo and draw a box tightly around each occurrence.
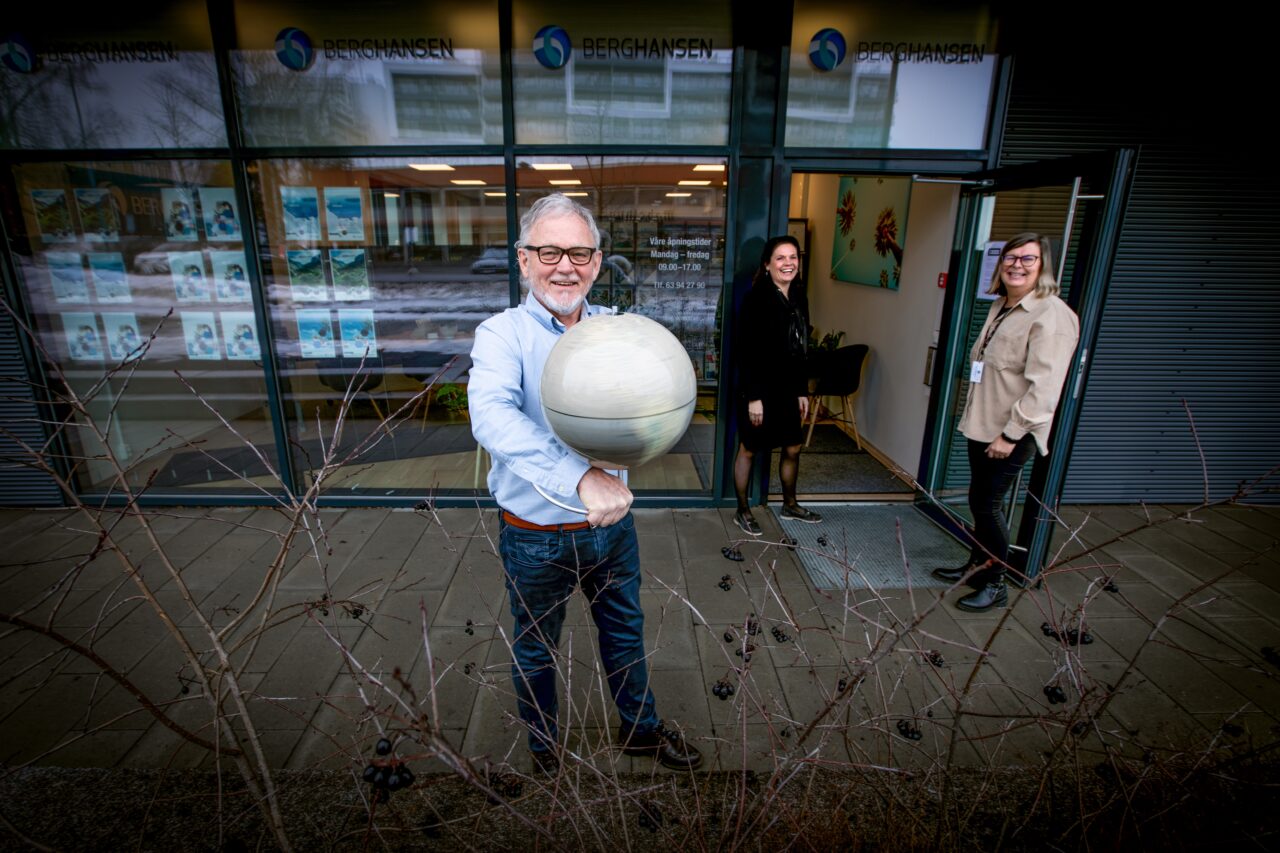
[501,510,591,532]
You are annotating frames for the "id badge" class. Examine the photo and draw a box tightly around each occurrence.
[969,360,984,384]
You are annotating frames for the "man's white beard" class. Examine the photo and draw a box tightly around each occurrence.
[530,278,587,317]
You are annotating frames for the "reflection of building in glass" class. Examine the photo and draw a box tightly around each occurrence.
[233,52,502,146]
[234,56,361,145]
[787,61,894,148]
[389,57,500,143]
[514,53,733,145]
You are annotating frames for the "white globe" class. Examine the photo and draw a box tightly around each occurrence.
[541,313,697,470]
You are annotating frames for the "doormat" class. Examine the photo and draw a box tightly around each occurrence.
[771,504,968,590]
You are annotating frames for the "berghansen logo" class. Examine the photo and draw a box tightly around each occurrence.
[808,28,846,71]
[0,33,36,74]
[275,27,314,71]
[533,25,571,69]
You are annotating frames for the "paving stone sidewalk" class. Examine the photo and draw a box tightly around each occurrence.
[1,503,1277,776]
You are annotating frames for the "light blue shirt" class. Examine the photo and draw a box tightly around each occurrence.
[469,293,618,525]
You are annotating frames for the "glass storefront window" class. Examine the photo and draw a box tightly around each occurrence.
[516,157,727,494]
[230,1,503,146]
[3,161,274,493]
[512,1,732,145]
[1,4,226,149]
[248,157,508,496]
[786,1,999,150]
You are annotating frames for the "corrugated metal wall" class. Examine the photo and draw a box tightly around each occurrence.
[999,57,1280,503]
[0,304,62,505]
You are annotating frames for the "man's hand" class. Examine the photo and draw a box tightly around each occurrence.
[798,395,810,422]
[578,467,633,528]
[748,400,763,427]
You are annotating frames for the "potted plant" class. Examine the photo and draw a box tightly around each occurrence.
[433,383,469,421]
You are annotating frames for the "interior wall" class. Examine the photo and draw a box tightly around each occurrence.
[791,173,959,477]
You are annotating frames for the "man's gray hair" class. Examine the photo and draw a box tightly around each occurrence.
[516,193,600,249]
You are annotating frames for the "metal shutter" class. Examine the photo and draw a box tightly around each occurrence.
[999,61,1280,504]
[0,305,63,505]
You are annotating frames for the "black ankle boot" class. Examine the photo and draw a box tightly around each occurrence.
[931,560,989,589]
[955,581,1008,612]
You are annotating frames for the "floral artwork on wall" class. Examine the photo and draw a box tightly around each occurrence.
[830,175,912,290]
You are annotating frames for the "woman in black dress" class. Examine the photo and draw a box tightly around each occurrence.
[732,235,823,535]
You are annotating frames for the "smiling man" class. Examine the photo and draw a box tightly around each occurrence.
[467,193,703,773]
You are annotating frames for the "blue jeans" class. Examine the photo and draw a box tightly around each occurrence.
[498,512,659,753]
[966,435,1037,584]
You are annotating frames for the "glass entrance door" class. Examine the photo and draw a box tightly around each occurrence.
[918,150,1136,580]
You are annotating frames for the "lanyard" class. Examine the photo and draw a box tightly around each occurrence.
[976,302,1018,361]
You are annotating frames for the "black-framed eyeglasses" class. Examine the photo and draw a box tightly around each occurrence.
[1002,253,1040,267]
[521,245,598,265]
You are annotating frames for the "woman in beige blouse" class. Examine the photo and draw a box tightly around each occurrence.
[933,232,1080,611]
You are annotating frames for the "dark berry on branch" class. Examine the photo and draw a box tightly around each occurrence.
[376,737,392,756]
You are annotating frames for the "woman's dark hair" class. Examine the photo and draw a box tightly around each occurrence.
[752,235,801,289]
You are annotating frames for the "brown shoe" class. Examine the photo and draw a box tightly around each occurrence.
[530,749,559,776]
[619,722,703,770]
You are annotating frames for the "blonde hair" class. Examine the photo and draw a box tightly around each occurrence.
[987,232,1059,298]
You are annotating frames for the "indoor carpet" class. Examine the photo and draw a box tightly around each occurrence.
[770,425,913,495]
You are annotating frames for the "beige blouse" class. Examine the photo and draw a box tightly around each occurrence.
[958,292,1080,456]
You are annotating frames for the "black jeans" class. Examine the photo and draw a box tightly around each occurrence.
[966,435,1037,585]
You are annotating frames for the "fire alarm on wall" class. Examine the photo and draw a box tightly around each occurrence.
[937,273,948,289]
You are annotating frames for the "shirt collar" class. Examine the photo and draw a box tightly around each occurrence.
[521,291,613,333]
[1002,291,1042,313]
[522,291,571,333]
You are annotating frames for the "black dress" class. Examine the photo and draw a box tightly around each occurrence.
[736,279,809,452]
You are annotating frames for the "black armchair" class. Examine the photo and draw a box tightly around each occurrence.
[806,344,869,449]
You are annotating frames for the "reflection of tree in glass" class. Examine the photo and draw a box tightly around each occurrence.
[142,54,225,147]
[0,64,123,148]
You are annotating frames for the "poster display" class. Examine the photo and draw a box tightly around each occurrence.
[211,250,251,302]
[169,252,210,302]
[101,312,143,362]
[61,312,102,361]
[181,311,221,360]
[338,309,378,358]
[46,252,89,303]
[88,253,132,303]
[31,189,75,242]
[74,189,120,242]
[281,187,321,241]
[199,187,243,241]
[829,175,911,290]
[324,187,365,242]
[296,310,335,358]
[329,249,370,300]
[220,311,261,360]
[161,188,200,241]
[287,250,326,301]
[976,241,1004,302]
